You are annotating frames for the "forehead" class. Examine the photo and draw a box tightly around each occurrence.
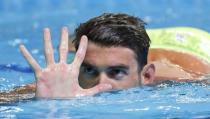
[84,42,137,67]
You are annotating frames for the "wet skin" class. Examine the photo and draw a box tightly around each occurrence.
[78,42,141,89]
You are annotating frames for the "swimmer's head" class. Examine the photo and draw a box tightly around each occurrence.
[72,13,155,89]
[73,13,151,70]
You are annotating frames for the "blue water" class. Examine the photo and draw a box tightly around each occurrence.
[0,0,210,118]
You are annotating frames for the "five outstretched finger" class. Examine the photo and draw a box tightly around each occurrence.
[19,44,42,73]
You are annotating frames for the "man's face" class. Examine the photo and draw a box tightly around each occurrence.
[78,41,141,90]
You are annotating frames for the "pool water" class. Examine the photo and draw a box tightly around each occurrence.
[1,0,210,118]
[1,82,210,118]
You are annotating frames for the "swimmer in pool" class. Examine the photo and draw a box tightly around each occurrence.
[1,13,210,100]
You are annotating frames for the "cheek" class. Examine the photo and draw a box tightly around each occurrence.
[126,73,140,85]
[129,62,141,85]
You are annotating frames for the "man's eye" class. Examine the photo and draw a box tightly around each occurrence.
[107,69,127,79]
[82,66,97,75]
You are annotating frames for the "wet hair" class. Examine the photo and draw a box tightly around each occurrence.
[73,13,151,70]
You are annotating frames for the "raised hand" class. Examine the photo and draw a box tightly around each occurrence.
[19,27,112,98]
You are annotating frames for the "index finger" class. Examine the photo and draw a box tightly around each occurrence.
[72,35,88,69]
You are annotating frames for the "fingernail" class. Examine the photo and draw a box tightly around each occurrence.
[81,35,87,40]
[63,26,68,31]
[44,28,50,32]
[19,44,25,50]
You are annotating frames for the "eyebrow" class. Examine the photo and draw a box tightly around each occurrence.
[108,65,129,70]
[82,62,129,70]
[81,62,97,69]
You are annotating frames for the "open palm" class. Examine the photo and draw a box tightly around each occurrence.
[19,27,112,98]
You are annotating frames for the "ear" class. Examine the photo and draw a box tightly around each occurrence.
[140,63,156,85]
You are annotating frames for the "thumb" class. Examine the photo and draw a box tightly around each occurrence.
[85,83,113,96]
